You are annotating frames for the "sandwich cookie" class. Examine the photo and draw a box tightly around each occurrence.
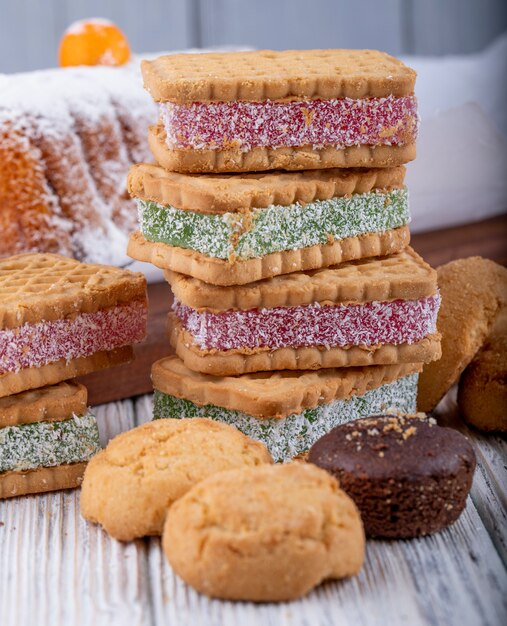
[167,248,441,375]
[0,381,100,498]
[142,49,418,173]
[308,414,476,538]
[152,355,421,462]
[0,253,148,397]
[128,163,410,285]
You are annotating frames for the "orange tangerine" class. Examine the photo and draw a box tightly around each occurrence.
[59,18,131,67]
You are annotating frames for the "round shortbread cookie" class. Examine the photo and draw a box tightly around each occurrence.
[418,257,507,412]
[163,463,364,601]
[458,309,507,432]
[80,418,272,541]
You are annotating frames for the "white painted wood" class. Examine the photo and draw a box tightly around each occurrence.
[1,392,506,626]
[435,388,507,566]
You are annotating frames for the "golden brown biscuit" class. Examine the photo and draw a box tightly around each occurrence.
[418,257,507,412]
[80,418,273,541]
[458,308,507,432]
[163,463,364,601]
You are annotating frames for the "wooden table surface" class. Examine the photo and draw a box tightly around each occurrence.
[79,214,507,406]
[0,390,506,626]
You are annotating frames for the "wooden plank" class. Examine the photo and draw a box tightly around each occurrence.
[142,495,506,626]
[435,389,507,566]
[410,214,507,268]
[199,0,405,56]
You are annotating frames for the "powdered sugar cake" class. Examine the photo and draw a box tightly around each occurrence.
[0,64,155,263]
[128,162,411,285]
[142,49,418,173]
[166,248,441,376]
[151,356,422,461]
[0,379,100,498]
[0,253,148,397]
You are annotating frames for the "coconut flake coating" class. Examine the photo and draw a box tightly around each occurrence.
[0,301,147,375]
[174,294,440,351]
[138,188,409,261]
[160,96,419,151]
[153,374,418,462]
[0,413,100,473]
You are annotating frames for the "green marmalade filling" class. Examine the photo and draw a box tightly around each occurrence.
[152,373,418,462]
[0,413,101,473]
[138,187,410,260]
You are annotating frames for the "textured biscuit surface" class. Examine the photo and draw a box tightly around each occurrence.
[0,380,87,427]
[169,315,441,376]
[142,49,416,103]
[0,462,88,499]
[163,462,364,601]
[128,162,405,213]
[151,355,422,419]
[418,257,507,412]
[458,308,507,432]
[308,415,476,538]
[0,253,147,329]
[129,226,410,286]
[148,124,416,173]
[80,418,273,541]
[0,346,132,399]
[167,247,436,310]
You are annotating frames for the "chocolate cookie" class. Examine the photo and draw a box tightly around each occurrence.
[308,415,476,538]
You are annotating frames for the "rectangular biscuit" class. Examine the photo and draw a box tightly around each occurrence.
[151,355,421,419]
[0,380,87,427]
[142,49,416,103]
[0,252,147,329]
[0,346,132,398]
[0,462,88,499]
[166,247,436,311]
[129,227,410,286]
[148,124,416,174]
[169,315,441,376]
[128,162,406,214]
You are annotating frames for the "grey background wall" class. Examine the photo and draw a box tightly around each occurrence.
[1,0,506,73]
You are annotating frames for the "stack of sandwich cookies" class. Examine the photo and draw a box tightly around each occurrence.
[167,248,441,375]
[126,47,435,458]
[128,163,411,284]
[141,49,418,173]
[0,253,147,397]
[152,356,421,461]
[0,381,100,498]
